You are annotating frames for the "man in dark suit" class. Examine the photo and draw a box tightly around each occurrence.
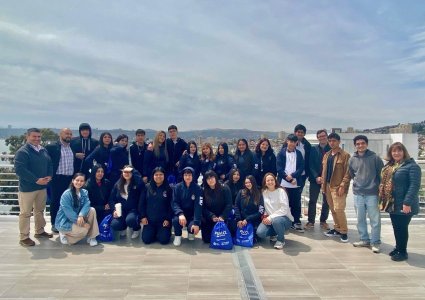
[46,128,74,232]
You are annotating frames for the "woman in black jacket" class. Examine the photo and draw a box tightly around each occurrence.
[109,166,144,239]
[83,132,113,177]
[201,170,233,243]
[84,164,112,224]
[235,175,264,234]
[178,141,201,183]
[109,134,130,185]
[214,142,236,182]
[379,142,421,261]
[253,138,277,187]
[139,167,173,245]
[234,138,254,181]
[224,168,244,206]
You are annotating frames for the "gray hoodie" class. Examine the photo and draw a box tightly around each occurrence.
[349,149,384,195]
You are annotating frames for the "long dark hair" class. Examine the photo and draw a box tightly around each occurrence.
[69,173,85,208]
[235,138,251,158]
[88,164,105,185]
[203,170,222,204]
[117,165,134,195]
[216,142,229,157]
[255,138,273,156]
[99,132,113,149]
[242,175,261,206]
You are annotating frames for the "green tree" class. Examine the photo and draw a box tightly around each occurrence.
[5,128,59,155]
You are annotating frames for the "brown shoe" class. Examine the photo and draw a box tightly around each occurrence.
[320,222,330,230]
[19,238,35,247]
[34,231,53,238]
[303,222,314,230]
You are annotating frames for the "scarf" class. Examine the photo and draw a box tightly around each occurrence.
[378,162,401,213]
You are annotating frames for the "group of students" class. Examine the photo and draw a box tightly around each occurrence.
[15,123,422,261]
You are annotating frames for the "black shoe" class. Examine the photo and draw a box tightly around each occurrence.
[391,252,408,261]
[51,226,59,233]
[340,234,349,243]
[324,229,341,237]
[389,248,398,257]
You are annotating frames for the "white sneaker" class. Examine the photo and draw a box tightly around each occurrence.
[120,230,127,237]
[131,230,140,239]
[173,236,182,246]
[353,240,370,247]
[371,244,380,253]
[270,235,277,242]
[188,233,195,241]
[274,241,285,249]
[87,238,98,247]
[59,232,68,245]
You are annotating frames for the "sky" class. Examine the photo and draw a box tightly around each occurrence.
[1,0,425,132]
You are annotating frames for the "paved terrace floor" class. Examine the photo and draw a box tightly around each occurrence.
[1,216,425,300]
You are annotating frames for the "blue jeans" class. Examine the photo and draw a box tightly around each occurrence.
[256,216,292,243]
[353,194,381,244]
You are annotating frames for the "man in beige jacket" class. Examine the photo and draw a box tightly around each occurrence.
[321,133,351,243]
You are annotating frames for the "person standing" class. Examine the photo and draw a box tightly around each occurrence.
[322,133,351,243]
[349,135,384,253]
[379,142,421,261]
[108,134,129,185]
[304,129,331,230]
[253,138,276,188]
[234,139,254,181]
[294,124,312,191]
[46,128,74,233]
[70,123,99,174]
[214,142,236,182]
[14,128,53,247]
[276,134,305,232]
[129,129,148,176]
[166,125,188,180]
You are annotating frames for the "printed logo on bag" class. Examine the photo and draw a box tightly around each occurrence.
[191,194,195,201]
[259,205,265,214]
[215,230,228,237]
[254,163,259,169]
[163,191,167,197]
[240,230,249,235]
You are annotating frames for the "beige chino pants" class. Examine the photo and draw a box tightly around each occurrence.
[62,207,99,244]
[325,184,348,234]
[18,189,47,240]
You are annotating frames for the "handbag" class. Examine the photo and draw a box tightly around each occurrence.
[98,214,114,242]
[210,221,233,250]
[234,223,254,248]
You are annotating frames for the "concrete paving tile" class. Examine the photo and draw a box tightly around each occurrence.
[64,288,129,298]
[259,275,317,297]
[370,286,425,298]
[308,281,376,298]
[352,271,418,288]
[190,268,238,276]
[292,256,345,270]
[1,285,69,298]
[129,275,188,296]
[303,269,357,283]
[136,265,190,276]
[267,297,321,300]
[250,254,297,269]
[190,254,235,269]
[125,296,187,300]
[187,295,242,300]
[188,275,239,296]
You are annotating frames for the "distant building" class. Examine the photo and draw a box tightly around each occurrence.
[332,128,342,133]
[260,134,268,139]
[277,131,286,140]
[346,127,354,133]
[306,132,419,160]
[389,124,413,134]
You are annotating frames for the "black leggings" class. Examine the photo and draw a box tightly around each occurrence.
[390,214,412,254]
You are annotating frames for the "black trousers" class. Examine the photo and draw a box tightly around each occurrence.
[142,221,171,245]
[308,182,329,224]
[390,213,412,254]
[50,175,73,226]
[286,187,302,224]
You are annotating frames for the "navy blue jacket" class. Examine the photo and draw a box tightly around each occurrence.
[253,152,277,187]
[214,155,236,181]
[84,177,112,212]
[109,171,145,215]
[234,150,254,180]
[172,181,202,226]
[178,154,201,182]
[224,179,244,206]
[143,144,168,178]
[202,185,232,221]
[309,144,331,182]
[108,145,129,184]
[14,144,53,192]
[200,158,216,177]
[83,146,112,177]
[234,190,265,226]
[276,147,305,186]
[139,182,173,222]
[391,158,421,216]
[129,142,148,175]
[166,138,188,175]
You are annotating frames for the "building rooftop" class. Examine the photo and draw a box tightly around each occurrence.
[1,216,425,299]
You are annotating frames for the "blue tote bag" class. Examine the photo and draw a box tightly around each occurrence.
[234,223,254,248]
[210,221,233,250]
[98,214,114,242]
